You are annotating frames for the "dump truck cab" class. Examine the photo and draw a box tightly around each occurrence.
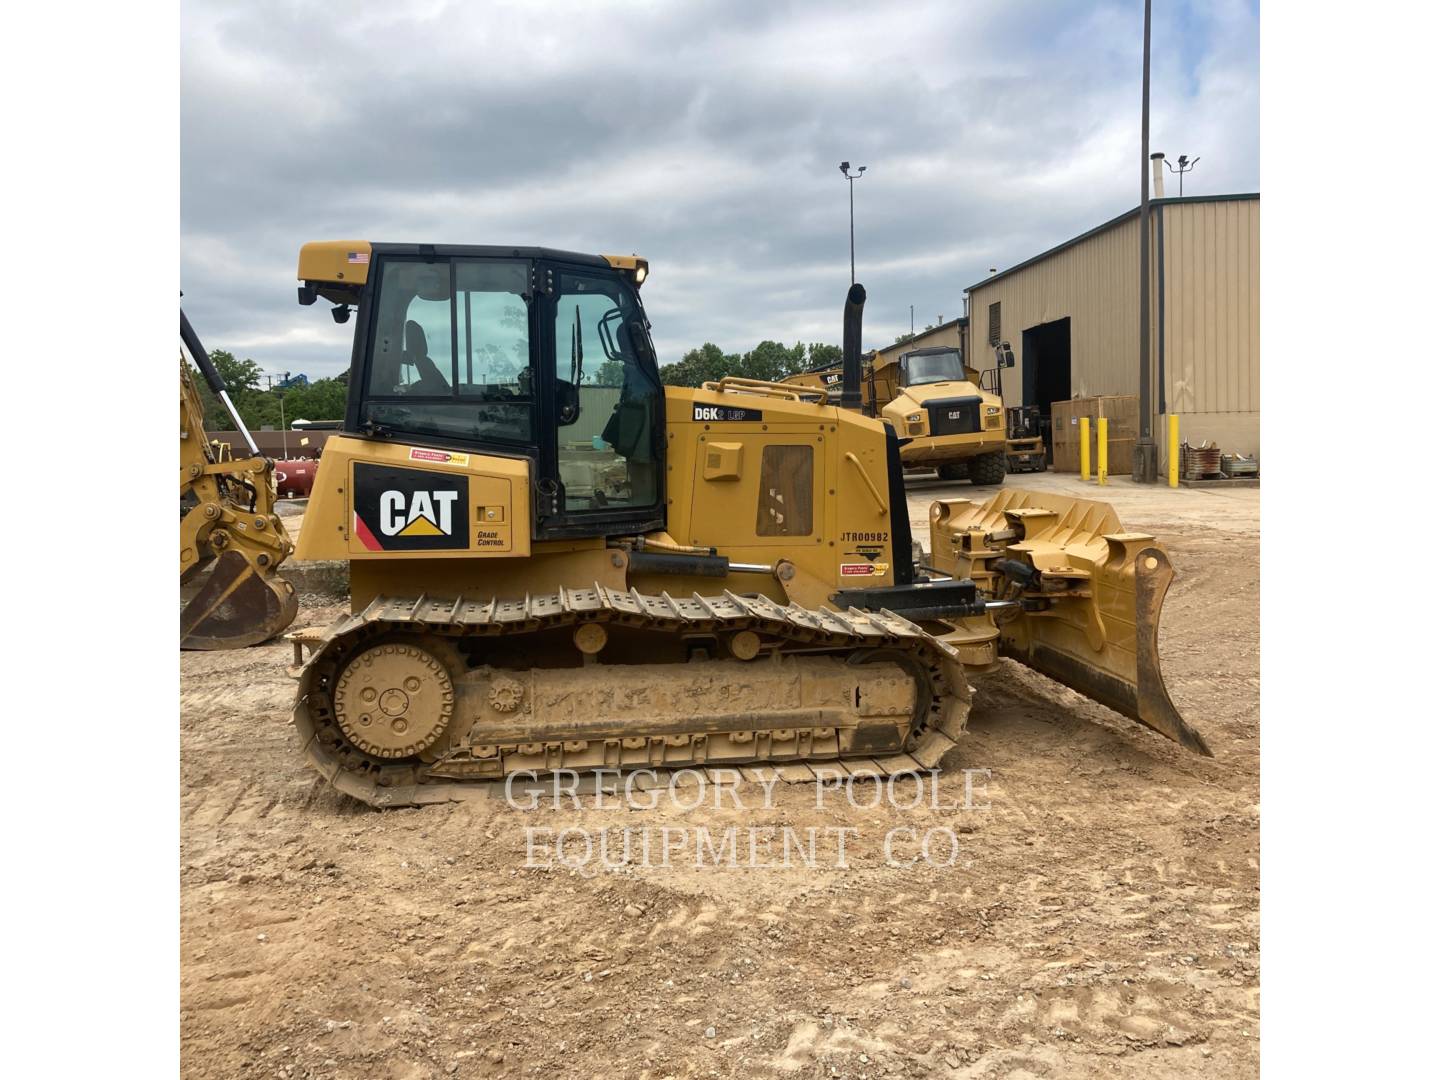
[783,345,1009,484]
[878,346,1007,479]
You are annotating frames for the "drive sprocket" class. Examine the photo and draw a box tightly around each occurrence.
[333,642,454,759]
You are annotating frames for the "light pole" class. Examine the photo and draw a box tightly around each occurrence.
[839,161,866,285]
[1166,154,1199,196]
[1134,0,1157,482]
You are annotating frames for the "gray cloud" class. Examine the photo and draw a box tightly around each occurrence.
[182,0,1258,378]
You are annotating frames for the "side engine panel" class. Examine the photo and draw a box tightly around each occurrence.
[294,436,531,561]
[662,388,900,593]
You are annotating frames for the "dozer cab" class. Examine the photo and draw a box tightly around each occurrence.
[783,344,1009,484]
[288,242,1208,806]
[180,310,298,649]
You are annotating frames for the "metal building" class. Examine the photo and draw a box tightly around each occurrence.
[872,315,968,369]
[964,193,1259,467]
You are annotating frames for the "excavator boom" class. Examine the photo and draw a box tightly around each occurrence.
[180,311,298,649]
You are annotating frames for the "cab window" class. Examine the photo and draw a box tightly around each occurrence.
[552,272,660,512]
[363,258,533,445]
[900,350,965,387]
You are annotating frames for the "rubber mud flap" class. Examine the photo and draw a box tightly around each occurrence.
[181,549,299,650]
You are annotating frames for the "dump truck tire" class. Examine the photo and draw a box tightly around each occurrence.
[968,450,1008,486]
[937,462,968,481]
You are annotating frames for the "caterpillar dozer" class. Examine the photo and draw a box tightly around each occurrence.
[180,310,298,648]
[782,344,1009,484]
[288,242,1209,807]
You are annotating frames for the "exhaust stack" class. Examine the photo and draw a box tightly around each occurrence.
[1150,151,1166,198]
[840,282,866,410]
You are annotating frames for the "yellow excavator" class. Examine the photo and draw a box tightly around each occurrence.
[287,242,1208,806]
[180,309,298,648]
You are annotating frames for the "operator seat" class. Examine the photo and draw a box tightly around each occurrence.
[403,320,451,395]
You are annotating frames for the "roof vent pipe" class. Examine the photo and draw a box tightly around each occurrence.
[839,282,867,410]
[1151,151,1166,199]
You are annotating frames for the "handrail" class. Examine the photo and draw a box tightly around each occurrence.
[698,376,826,402]
[844,452,889,516]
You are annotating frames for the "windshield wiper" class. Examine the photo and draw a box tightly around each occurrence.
[571,304,584,384]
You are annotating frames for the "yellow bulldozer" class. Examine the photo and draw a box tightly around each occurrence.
[782,343,1009,484]
[286,242,1208,806]
[180,309,298,649]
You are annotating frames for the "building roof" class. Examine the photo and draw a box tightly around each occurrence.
[874,315,968,361]
[964,192,1259,293]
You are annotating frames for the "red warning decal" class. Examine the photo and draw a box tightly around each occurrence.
[408,447,469,466]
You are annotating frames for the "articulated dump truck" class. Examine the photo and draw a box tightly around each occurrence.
[287,243,1208,807]
[782,344,1009,484]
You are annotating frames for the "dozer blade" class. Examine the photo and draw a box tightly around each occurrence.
[180,549,298,650]
[929,490,1211,756]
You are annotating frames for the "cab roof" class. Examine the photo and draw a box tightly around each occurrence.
[296,241,643,307]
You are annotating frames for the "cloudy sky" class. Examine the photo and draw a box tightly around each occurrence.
[181,0,1258,380]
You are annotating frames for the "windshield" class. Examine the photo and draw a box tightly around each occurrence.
[363,257,534,445]
[901,350,965,386]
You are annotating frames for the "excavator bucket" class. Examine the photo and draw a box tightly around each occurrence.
[929,490,1211,756]
[180,313,298,650]
[181,549,298,650]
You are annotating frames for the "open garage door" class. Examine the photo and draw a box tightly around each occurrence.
[1021,317,1072,462]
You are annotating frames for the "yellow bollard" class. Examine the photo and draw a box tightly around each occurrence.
[1079,417,1091,480]
[1168,413,1180,488]
[1097,417,1108,485]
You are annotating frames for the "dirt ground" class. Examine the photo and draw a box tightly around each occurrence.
[180,472,1259,1079]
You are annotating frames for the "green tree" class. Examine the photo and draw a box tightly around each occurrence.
[280,376,349,423]
[804,343,842,369]
[659,343,735,387]
[588,359,625,387]
[190,350,265,430]
[738,340,801,382]
[190,349,349,433]
[659,339,842,387]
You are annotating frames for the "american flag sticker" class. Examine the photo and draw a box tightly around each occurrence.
[347,251,370,264]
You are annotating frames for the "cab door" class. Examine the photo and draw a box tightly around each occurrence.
[534,262,666,539]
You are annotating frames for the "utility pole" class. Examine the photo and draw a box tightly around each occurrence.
[1133,0,1158,482]
[839,161,866,285]
[910,305,914,336]
[279,392,288,459]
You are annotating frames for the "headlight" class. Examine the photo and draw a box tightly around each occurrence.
[634,263,648,285]
[907,413,923,423]
[985,406,1001,415]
